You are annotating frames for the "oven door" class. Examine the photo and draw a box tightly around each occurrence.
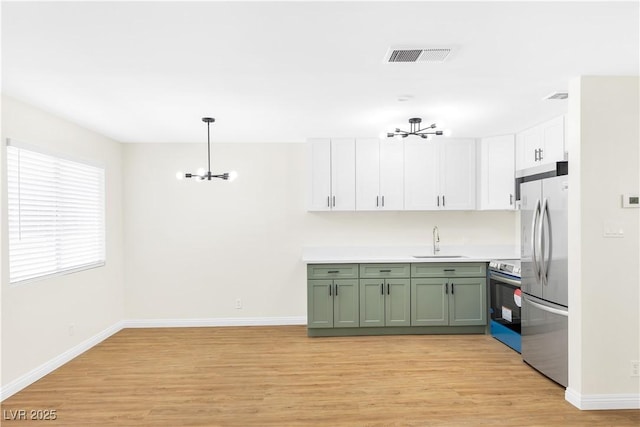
[489,270,522,352]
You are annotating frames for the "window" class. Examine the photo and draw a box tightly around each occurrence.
[6,140,105,284]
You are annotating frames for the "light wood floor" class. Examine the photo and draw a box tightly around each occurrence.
[2,326,638,426]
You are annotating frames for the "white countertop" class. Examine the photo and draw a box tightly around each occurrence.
[302,245,520,264]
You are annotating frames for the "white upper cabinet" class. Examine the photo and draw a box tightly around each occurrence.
[439,139,477,210]
[308,139,332,211]
[404,140,439,210]
[331,139,357,211]
[379,140,405,210]
[543,116,565,163]
[478,134,515,210]
[404,138,476,211]
[307,138,356,211]
[516,116,565,170]
[355,139,404,210]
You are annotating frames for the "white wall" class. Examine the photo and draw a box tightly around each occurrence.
[567,76,640,405]
[0,96,125,387]
[123,142,517,320]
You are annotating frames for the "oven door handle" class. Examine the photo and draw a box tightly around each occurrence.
[489,273,521,287]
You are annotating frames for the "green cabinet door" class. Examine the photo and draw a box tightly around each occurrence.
[307,279,334,328]
[334,279,359,327]
[449,277,487,326]
[411,278,448,326]
[360,278,410,327]
[385,279,411,327]
[359,279,385,327]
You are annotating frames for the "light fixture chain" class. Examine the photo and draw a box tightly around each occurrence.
[177,117,236,182]
[207,120,211,174]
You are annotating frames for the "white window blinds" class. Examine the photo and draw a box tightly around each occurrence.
[7,141,105,284]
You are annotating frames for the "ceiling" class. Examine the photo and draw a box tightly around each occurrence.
[2,1,638,144]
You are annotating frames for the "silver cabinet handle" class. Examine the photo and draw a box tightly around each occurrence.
[327,196,330,207]
[376,195,379,207]
[510,194,513,205]
[539,148,544,160]
[382,195,385,207]
[443,195,445,207]
[332,195,335,207]
[437,195,440,207]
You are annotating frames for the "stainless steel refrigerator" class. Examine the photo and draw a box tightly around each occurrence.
[520,168,569,387]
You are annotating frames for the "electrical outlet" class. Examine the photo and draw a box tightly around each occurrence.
[632,360,640,377]
[235,298,242,310]
[603,220,624,238]
[68,323,75,336]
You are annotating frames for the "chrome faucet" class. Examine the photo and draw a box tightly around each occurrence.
[433,226,440,254]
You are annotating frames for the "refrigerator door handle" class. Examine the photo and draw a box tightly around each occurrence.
[531,199,541,282]
[540,198,551,285]
[524,295,568,317]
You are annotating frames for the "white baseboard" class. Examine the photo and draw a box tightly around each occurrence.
[0,320,125,401]
[566,387,640,410]
[123,316,307,328]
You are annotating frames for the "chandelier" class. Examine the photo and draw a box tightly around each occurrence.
[176,117,237,181]
[386,117,448,140]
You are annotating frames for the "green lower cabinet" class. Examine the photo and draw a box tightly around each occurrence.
[359,278,411,327]
[411,279,449,326]
[449,278,487,326]
[308,279,333,328]
[411,277,486,326]
[308,262,486,335]
[307,279,359,328]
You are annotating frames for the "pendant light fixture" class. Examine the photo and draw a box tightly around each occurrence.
[176,117,237,181]
[386,117,450,140]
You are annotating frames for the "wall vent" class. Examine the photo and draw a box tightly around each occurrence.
[385,47,453,63]
[545,92,569,100]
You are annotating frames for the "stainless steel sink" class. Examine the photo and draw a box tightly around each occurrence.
[412,255,467,259]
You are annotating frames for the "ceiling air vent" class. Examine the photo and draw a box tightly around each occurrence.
[385,47,453,63]
[545,92,569,100]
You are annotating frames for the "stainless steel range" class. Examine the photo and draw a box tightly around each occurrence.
[488,259,522,353]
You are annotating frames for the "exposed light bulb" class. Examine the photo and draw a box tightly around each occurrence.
[395,134,403,141]
[227,170,238,182]
[443,129,452,137]
[379,131,387,139]
[196,167,206,176]
[175,171,184,180]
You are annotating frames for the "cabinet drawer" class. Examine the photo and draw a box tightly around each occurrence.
[359,264,410,278]
[411,263,486,278]
[307,264,359,279]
